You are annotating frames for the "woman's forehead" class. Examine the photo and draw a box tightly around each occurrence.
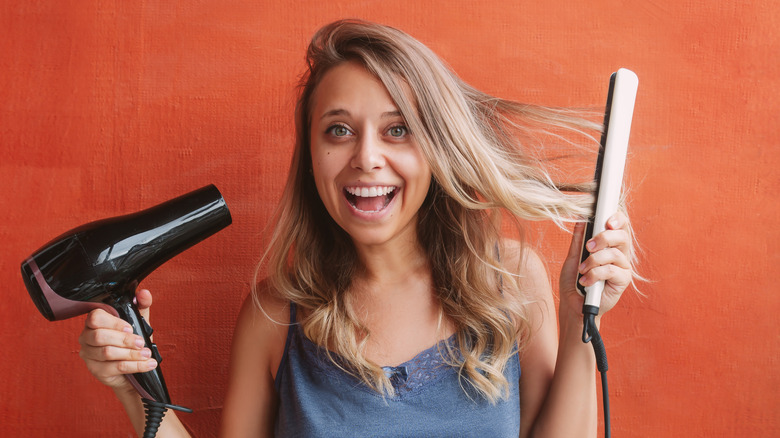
[310,62,402,119]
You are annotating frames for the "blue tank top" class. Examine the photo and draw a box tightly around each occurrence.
[274,304,521,437]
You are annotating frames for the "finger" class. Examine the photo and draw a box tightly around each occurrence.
[135,289,153,322]
[80,345,153,362]
[585,228,631,254]
[578,264,632,288]
[115,358,158,375]
[88,359,158,379]
[84,309,133,332]
[606,211,629,231]
[579,247,631,274]
[135,289,153,310]
[566,222,587,260]
[80,327,146,350]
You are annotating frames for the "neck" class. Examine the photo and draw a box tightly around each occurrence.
[352,233,429,286]
[348,234,458,365]
[351,241,438,312]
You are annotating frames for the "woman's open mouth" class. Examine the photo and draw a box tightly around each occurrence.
[344,186,398,213]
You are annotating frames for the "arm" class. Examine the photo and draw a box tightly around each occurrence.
[220,282,289,437]
[516,213,633,438]
[79,289,190,437]
[79,284,289,437]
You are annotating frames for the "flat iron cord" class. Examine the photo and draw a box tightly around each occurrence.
[582,312,611,438]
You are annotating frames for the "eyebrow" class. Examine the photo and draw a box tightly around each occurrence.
[319,109,403,120]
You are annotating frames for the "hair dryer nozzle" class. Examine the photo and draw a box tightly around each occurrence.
[21,259,55,321]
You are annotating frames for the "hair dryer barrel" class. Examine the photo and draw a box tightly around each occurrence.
[20,184,232,321]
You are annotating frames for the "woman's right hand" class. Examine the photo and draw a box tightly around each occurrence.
[78,289,159,391]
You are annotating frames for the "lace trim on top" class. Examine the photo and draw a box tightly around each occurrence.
[295,325,459,399]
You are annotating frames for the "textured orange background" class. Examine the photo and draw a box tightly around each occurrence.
[2,1,777,436]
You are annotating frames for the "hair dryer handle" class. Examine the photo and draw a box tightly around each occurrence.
[113,295,175,406]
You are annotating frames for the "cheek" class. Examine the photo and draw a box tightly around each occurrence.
[309,141,327,181]
[310,151,343,207]
[403,151,432,187]
[396,158,432,207]
[310,164,329,200]
[311,150,336,183]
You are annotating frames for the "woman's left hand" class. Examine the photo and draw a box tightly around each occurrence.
[560,211,634,317]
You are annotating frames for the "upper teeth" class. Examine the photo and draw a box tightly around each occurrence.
[346,186,396,197]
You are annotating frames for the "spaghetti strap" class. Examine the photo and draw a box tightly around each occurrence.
[274,302,297,392]
[289,301,297,324]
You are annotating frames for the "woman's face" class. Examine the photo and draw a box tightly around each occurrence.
[309,61,432,250]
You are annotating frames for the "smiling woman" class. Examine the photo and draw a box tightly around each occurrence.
[74,19,638,438]
[309,61,432,248]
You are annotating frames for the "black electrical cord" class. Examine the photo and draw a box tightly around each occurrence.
[141,399,192,438]
[582,310,610,438]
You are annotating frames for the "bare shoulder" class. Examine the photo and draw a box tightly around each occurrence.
[233,278,290,378]
[220,279,289,436]
[499,238,552,303]
[236,279,290,334]
[501,241,559,438]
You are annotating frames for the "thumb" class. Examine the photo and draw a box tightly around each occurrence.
[566,222,586,261]
[561,222,586,287]
[134,289,153,321]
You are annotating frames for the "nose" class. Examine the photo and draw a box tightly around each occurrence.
[350,134,385,172]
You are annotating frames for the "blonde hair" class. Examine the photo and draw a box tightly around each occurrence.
[255,19,606,402]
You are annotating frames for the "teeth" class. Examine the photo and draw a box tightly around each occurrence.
[346,186,396,197]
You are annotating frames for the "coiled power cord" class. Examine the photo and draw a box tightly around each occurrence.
[141,399,192,438]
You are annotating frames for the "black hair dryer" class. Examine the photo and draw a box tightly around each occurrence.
[20,184,232,438]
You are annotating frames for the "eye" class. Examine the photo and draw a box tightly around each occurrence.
[326,124,353,137]
[386,125,409,138]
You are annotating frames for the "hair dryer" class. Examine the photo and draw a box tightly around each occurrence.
[20,184,232,438]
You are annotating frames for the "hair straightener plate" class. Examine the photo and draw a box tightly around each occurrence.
[578,68,639,314]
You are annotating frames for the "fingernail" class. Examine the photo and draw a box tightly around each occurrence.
[140,348,152,359]
[122,326,133,334]
[587,240,596,251]
[135,337,145,348]
[147,359,158,370]
[578,262,586,273]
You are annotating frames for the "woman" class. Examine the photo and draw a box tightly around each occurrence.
[79,19,636,437]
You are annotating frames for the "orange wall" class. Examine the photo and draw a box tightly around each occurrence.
[2,1,777,436]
